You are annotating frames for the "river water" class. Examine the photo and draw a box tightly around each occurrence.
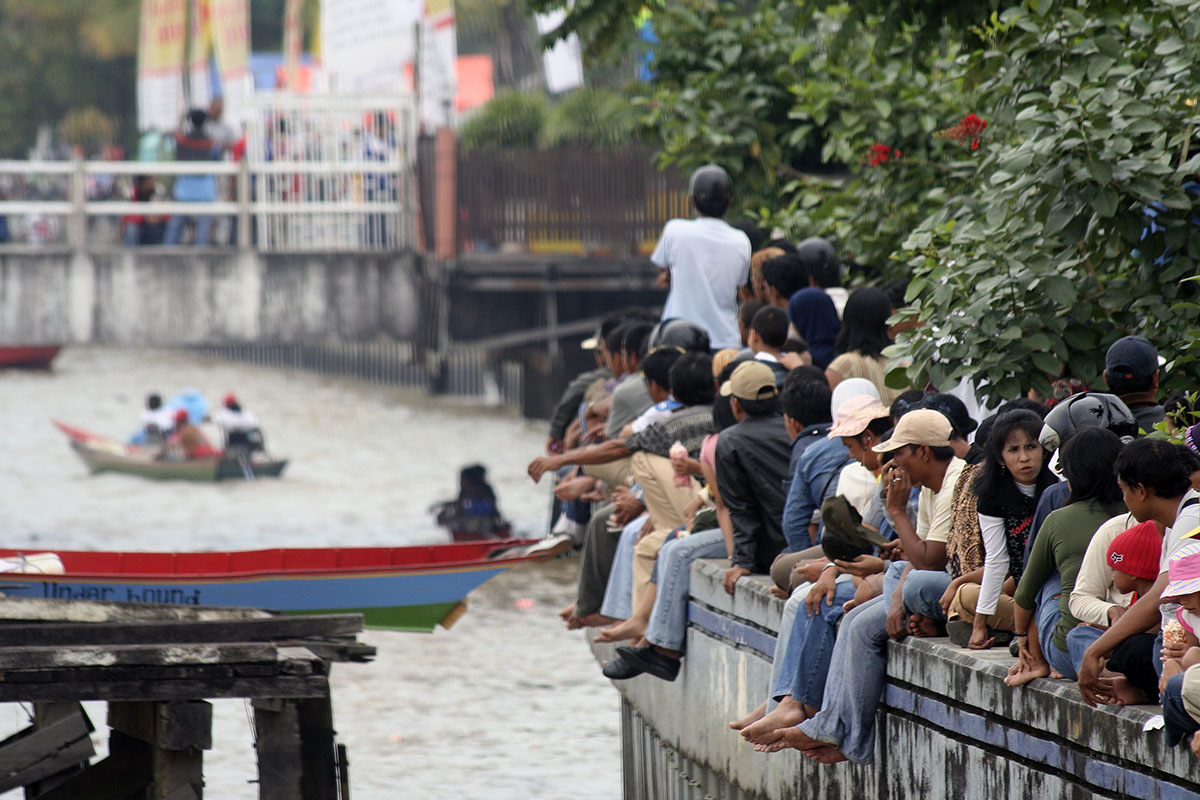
[0,347,619,799]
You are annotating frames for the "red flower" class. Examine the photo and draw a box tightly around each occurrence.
[867,143,901,166]
[938,113,988,149]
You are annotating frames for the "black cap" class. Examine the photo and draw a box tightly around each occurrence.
[1105,336,1158,381]
[920,393,978,438]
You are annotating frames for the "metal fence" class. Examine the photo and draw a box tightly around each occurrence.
[242,93,417,252]
[0,96,417,252]
[456,146,690,256]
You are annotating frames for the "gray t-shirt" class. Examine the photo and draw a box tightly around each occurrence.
[606,375,654,438]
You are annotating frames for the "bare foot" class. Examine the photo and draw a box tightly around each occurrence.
[778,725,830,752]
[1004,658,1050,687]
[729,701,767,731]
[1049,669,1065,680]
[768,585,789,599]
[803,745,849,764]
[577,613,621,628]
[594,617,646,643]
[742,697,809,745]
[1105,672,1152,706]
[558,602,575,621]
[753,739,788,753]
[907,614,940,638]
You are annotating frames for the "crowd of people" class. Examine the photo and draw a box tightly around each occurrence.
[525,163,1200,767]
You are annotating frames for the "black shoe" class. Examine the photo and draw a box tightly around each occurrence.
[601,654,644,680]
[616,645,680,682]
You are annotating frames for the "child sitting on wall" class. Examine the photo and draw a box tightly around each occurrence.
[1159,541,1200,753]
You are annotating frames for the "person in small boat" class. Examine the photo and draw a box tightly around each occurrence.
[138,393,175,445]
[211,393,264,455]
[165,408,221,460]
[436,465,509,540]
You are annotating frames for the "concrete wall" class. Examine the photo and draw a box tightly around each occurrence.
[591,560,1200,800]
[0,248,422,345]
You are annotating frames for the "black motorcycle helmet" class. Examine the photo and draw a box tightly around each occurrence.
[1039,392,1139,451]
[795,237,841,288]
[648,318,711,353]
[689,165,733,217]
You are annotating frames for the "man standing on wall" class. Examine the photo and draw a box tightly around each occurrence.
[652,165,751,350]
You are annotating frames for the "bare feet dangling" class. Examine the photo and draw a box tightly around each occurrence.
[729,701,767,731]
[594,617,646,643]
[741,697,809,746]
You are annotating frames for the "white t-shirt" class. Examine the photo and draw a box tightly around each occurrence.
[836,462,876,516]
[917,457,965,544]
[211,407,259,432]
[975,481,1037,616]
[652,217,750,350]
[1159,490,1200,629]
[140,407,175,432]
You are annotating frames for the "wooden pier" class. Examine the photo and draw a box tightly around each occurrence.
[0,597,374,800]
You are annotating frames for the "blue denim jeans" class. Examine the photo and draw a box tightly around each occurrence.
[796,593,890,763]
[768,577,854,703]
[1034,574,1076,679]
[1065,624,1104,676]
[1163,672,1198,747]
[768,591,805,709]
[901,569,953,621]
[643,529,727,652]
[789,578,856,707]
[598,513,647,620]
[164,213,213,246]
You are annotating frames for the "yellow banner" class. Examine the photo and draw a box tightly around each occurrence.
[211,0,249,78]
[138,0,187,74]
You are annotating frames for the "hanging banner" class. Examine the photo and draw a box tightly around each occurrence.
[137,0,188,132]
[321,0,421,93]
[188,0,213,109]
[535,11,583,95]
[282,0,303,90]
[420,0,457,130]
[210,0,251,124]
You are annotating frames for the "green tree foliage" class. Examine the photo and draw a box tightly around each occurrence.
[0,0,138,156]
[459,87,639,149]
[891,0,1200,402]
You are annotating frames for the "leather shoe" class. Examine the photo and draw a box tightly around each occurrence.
[616,644,680,682]
[601,654,644,680]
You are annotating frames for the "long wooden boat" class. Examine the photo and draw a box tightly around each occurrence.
[53,420,287,481]
[0,345,60,368]
[0,538,571,632]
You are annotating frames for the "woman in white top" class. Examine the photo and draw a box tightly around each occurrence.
[947,410,1058,648]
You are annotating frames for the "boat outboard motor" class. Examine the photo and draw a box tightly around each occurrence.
[1038,391,1139,452]
[648,318,711,353]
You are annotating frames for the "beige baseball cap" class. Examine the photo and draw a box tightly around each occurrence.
[871,408,952,453]
[719,361,778,401]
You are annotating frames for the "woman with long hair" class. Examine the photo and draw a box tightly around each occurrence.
[825,287,904,405]
[1007,427,1127,685]
[940,410,1059,648]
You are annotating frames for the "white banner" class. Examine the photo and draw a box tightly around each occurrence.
[321,0,422,93]
[419,0,457,130]
[536,11,583,95]
[137,0,188,132]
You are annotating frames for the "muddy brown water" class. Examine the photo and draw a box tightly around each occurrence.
[0,347,619,798]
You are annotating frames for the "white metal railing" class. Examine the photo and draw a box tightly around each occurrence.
[0,153,414,251]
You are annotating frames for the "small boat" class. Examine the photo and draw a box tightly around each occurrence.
[53,420,287,481]
[0,345,61,369]
[0,538,571,632]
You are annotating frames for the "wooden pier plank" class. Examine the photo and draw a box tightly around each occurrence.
[0,614,364,647]
[0,675,331,703]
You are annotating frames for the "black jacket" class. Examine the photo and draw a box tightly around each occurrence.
[715,413,792,573]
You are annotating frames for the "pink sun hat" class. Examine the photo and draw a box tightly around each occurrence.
[1162,540,1200,600]
[828,394,891,439]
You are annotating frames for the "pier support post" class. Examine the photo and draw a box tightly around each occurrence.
[253,697,338,800]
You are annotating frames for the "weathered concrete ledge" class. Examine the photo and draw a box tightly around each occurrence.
[590,559,1200,799]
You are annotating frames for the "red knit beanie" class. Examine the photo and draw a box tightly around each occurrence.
[1107,521,1162,581]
